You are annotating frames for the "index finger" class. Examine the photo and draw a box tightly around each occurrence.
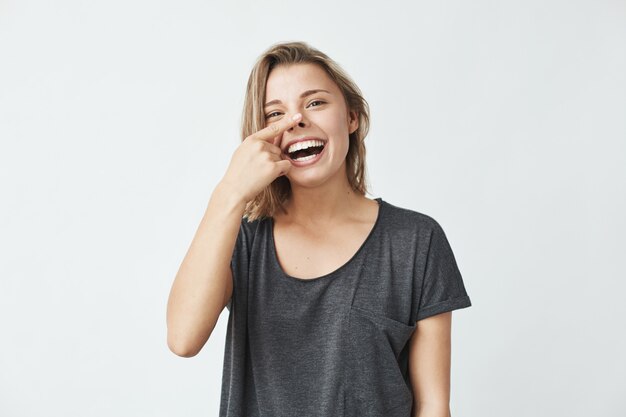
[251,113,302,146]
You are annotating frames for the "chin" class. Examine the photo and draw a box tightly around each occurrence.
[288,177,327,189]
[289,168,344,189]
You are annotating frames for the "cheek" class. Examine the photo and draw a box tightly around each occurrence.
[318,111,350,135]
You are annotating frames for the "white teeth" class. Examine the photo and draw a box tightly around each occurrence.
[286,139,325,154]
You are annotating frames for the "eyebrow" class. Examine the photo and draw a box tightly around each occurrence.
[264,89,331,108]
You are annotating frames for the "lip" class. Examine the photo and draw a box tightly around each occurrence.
[282,136,327,154]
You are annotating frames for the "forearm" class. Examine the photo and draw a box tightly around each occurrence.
[166,181,246,357]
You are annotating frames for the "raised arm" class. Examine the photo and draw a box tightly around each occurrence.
[166,186,245,357]
[166,113,302,357]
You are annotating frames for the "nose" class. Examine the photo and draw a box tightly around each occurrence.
[288,117,306,131]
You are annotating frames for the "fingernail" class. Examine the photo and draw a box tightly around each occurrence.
[292,113,301,121]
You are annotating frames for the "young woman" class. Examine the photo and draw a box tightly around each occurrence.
[167,41,472,417]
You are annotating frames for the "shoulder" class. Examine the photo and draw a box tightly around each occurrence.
[380,199,443,236]
[238,214,269,244]
[231,215,267,261]
[241,214,264,231]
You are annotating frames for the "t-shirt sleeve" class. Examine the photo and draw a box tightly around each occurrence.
[415,219,472,322]
[226,216,255,312]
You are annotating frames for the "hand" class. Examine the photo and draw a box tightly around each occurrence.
[220,113,302,204]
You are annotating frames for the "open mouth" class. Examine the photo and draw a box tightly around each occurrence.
[287,144,325,161]
[285,137,326,162]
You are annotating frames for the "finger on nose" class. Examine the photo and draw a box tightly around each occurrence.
[276,113,300,142]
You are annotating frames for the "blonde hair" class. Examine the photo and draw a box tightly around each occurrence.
[241,41,371,221]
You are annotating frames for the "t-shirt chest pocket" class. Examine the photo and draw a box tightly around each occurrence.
[344,305,416,417]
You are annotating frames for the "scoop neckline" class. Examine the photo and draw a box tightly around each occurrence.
[269,197,384,283]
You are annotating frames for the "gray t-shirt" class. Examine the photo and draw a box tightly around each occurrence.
[220,197,472,417]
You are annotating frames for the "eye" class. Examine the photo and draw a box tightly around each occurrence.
[307,100,325,108]
[265,100,326,119]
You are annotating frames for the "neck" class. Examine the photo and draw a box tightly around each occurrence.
[282,164,365,226]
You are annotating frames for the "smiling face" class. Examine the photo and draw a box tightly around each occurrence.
[264,63,358,188]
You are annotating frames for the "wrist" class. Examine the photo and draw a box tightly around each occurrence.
[213,181,248,212]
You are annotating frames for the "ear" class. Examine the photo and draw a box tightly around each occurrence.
[348,110,359,135]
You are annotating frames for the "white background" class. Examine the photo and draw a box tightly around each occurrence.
[1,0,624,416]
